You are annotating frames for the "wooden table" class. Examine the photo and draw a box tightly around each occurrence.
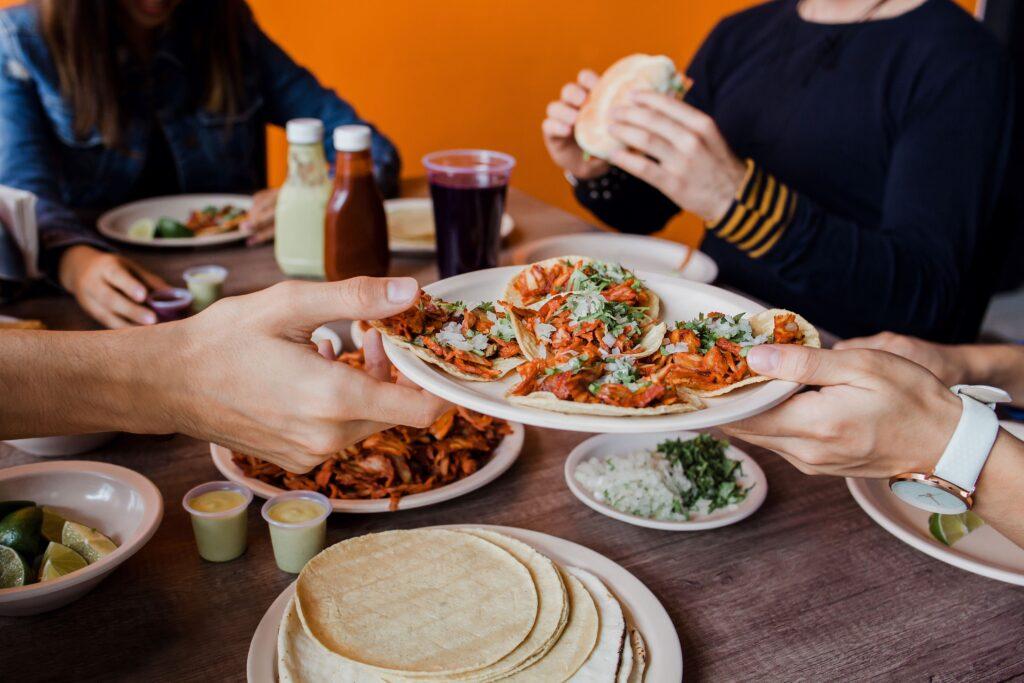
[2,182,1022,682]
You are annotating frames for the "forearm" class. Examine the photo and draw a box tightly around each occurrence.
[952,344,1024,408]
[974,430,1024,548]
[0,327,180,438]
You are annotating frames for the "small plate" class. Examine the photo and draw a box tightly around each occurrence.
[383,266,806,434]
[210,422,524,513]
[385,197,514,254]
[565,431,767,531]
[246,524,683,683]
[97,194,251,248]
[846,420,1024,586]
[512,233,718,284]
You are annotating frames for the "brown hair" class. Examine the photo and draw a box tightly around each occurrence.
[39,0,246,147]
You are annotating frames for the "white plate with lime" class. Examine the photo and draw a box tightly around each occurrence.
[846,421,1024,586]
[97,194,251,248]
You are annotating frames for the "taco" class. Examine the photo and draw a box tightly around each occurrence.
[575,54,690,160]
[371,292,524,381]
[505,255,661,316]
[506,351,703,416]
[505,290,665,362]
[644,309,820,397]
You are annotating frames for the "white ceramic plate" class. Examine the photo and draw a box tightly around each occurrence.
[383,266,805,434]
[0,461,163,616]
[846,421,1024,586]
[209,422,524,513]
[565,431,767,531]
[246,524,682,682]
[512,233,718,284]
[97,194,252,248]
[385,197,514,254]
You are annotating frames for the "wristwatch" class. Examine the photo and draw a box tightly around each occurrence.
[889,385,1011,513]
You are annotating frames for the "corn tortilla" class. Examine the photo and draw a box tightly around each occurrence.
[504,572,599,682]
[691,309,820,397]
[296,529,538,676]
[371,320,524,382]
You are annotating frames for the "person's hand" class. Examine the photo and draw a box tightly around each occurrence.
[58,245,168,329]
[722,345,962,478]
[164,276,449,473]
[542,70,612,180]
[241,187,279,246]
[606,92,747,222]
[834,332,967,387]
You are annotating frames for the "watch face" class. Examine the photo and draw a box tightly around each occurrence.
[890,480,968,514]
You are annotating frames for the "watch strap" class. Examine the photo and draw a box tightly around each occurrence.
[932,393,1000,493]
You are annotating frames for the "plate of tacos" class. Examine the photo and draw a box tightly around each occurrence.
[373,256,820,433]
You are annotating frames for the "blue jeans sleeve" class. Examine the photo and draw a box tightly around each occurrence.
[0,14,110,282]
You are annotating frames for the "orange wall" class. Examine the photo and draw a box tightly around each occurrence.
[250,0,975,246]
[0,0,976,245]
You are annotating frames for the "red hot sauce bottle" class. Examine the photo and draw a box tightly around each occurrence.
[323,125,389,280]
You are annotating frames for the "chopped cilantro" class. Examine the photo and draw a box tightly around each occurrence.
[657,435,747,513]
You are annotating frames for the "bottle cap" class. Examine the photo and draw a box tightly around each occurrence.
[333,125,372,152]
[286,118,324,145]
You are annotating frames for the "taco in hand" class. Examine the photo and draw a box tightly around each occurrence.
[505,255,660,316]
[371,292,524,381]
[644,309,820,397]
[505,290,665,361]
[507,351,703,416]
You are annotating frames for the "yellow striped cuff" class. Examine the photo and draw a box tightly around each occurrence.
[707,160,796,259]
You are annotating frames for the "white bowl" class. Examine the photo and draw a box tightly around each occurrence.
[0,461,163,615]
[564,431,767,531]
[4,432,117,457]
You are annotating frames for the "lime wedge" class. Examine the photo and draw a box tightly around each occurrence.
[929,512,984,546]
[38,542,87,582]
[127,218,157,240]
[0,545,29,588]
[61,522,117,564]
[41,507,66,544]
[964,511,986,532]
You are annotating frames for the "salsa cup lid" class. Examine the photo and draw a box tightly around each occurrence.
[182,481,253,518]
[260,490,332,529]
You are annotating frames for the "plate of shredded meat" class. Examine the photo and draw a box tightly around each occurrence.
[212,350,524,512]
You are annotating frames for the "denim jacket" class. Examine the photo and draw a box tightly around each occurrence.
[0,3,400,278]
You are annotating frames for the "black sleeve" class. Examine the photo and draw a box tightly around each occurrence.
[572,167,679,235]
[704,54,1012,339]
[572,20,726,234]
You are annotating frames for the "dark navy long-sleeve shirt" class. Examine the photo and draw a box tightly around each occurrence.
[575,0,1012,342]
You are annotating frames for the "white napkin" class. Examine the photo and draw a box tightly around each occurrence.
[0,185,39,280]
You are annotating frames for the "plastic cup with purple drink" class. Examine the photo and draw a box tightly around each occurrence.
[147,287,193,322]
[422,149,515,278]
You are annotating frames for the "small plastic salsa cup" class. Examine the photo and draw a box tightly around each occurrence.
[260,491,331,573]
[147,287,194,322]
[182,481,253,562]
[182,265,228,312]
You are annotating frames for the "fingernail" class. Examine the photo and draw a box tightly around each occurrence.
[143,312,157,325]
[386,278,418,303]
[747,345,779,373]
[134,287,147,301]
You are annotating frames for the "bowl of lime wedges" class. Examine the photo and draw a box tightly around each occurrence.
[0,460,163,615]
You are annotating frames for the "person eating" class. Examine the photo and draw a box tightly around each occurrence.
[0,0,399,328]
[542,0,1011,342]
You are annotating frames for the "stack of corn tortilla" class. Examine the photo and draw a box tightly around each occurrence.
[278,528,647,682]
